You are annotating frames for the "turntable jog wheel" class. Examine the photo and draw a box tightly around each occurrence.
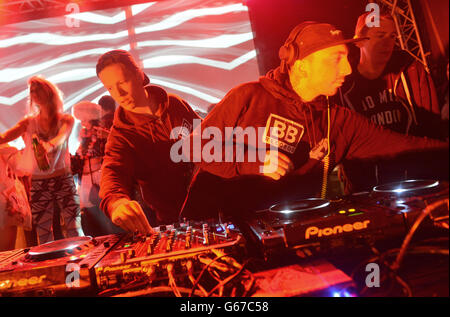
[373,179,440,195]
[269,198,331,218]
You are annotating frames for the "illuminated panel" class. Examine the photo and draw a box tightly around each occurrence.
[0,0,259,153]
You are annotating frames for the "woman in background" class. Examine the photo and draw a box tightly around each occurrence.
[0,144,32,251]
[0,76,83,245]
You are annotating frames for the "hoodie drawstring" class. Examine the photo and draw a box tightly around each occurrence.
[307,104,318,147]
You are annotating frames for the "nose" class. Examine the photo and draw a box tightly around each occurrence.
[340,56,352,77]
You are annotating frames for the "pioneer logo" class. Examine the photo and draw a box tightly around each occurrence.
[305,220,371,239]
[0,275,47,290]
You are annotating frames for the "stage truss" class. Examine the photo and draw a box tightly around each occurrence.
[376,0,430,73]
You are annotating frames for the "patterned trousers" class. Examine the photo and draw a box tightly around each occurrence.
[30,174,84,244]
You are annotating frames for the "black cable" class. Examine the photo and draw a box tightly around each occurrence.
[392,199,449,272]
[206,259,250,297]
[189,253,234,297]
[352,246,448,296]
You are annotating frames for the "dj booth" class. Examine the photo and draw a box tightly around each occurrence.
[0,180,448,297]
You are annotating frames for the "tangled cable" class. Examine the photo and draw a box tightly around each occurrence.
[351,198,449,296]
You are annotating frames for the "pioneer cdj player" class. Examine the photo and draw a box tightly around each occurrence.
[245,180,449,258]
[0,235,122,296]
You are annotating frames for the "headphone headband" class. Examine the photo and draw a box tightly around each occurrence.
[279,21,319,72]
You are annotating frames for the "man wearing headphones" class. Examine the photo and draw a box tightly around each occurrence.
[180,22,447,220]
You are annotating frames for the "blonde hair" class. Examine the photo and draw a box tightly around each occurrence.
[27,76,64,117]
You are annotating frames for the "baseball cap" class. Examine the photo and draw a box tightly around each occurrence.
[354,11,394,39]
[279,22,368,62]
[96,49,150,86]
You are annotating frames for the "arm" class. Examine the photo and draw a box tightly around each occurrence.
[42,114,74,151]
[183,84,264,178]
[399,62,443,139]
[409,62,440,115]
[99,129,152,234]
[342,107,447,161]
[0,118,29,145]
[99,129,136,217]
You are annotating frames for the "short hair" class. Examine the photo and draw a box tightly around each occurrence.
[96,49,149,85]
[354,10,395,39]
[98,95,116,113]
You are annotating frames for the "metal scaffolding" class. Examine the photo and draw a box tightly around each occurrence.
[0,0,151,26]
[377,0,430,73]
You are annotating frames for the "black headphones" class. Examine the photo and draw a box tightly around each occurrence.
[278,21,318,71]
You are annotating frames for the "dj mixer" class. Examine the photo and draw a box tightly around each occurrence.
[0,220,243,296]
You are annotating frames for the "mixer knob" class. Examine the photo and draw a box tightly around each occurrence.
[166,243,172,252]
[128,249,135,258]
[147,244,153,255]
[103,241,110,248]
[159,225,166,231]
[120,252,127,263]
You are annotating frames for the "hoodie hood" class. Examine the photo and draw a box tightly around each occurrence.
[259,66,329,110]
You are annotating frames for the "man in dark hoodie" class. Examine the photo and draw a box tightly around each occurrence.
[96,50,199,234]
[335,12,446,194]
[180,22,447,220]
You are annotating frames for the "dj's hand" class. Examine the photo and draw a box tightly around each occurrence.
[262,150,294,180]
[110,199,154,234]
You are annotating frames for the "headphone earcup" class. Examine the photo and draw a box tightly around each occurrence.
[278,44,291,62]
[279,43,298,66]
